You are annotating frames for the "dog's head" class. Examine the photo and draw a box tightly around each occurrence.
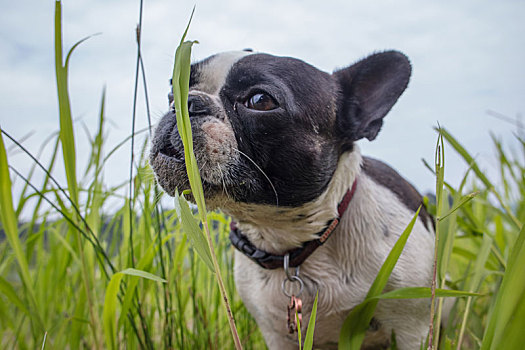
[150,50,411,207]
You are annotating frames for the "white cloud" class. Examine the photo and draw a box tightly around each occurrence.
[1,0,524,206]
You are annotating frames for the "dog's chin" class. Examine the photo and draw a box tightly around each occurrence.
[150,151,187,194]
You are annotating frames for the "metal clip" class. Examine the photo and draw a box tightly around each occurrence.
[282,253,305,334]
[281,253,304,297]
[287,295,303,334]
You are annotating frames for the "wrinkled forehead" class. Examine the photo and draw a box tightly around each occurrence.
[190,51,253,94]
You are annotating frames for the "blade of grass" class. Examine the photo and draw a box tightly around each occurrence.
[103,268,167,350]
[435,161,477,348]
[437,162,475,281]
[439,192,479,222]
[372,287,481,300]
[103,272,125,350]
[303,291,319,350]
[55,0,78,205]
[432,133,484,347]
[495,286,525,350]
[174,192,215,271]
[170,8,242,349]
[127,3,157,345]
[0,130,44,331]
[41,331,48,350]
[335,283,481,346]
[55,2,101,347]
[297,311,302,350]
[456,232,492,349]
[481,224,525,349]
[120,268,167,283]
[338,207,421,349]
[14,131,57,217]
[26,135,60,263]
[438,127,521,229]
[429,127,445,349]
[117,233,176,329]
[0,129,114,278]
[0,275,31,318]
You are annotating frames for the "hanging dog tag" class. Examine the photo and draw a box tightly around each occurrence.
[287,295,303,334]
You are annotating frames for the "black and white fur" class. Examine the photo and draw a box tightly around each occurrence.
[150,50,435,349]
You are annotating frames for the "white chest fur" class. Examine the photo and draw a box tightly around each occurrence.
[232,149,435,349]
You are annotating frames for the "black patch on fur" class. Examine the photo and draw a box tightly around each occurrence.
[362,157,433,231]
[257,269,271,287]
[218,54,342,206]
[382,224,390,237]
[369,317,381,331]
[342,273,352,285]
[188,55,216,87]
[362,317,391,350]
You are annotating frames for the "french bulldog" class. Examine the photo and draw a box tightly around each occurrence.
[150,50,435,349]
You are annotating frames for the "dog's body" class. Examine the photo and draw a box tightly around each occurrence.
[150,50,435,349]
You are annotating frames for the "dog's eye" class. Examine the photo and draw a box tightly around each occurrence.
[244,93,278,111]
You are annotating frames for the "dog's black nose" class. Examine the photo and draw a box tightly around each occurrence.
[187,94,211,116]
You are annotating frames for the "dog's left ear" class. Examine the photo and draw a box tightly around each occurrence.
[333,51,411,143]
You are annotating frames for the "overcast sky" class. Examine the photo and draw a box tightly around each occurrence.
[1,0,524,211]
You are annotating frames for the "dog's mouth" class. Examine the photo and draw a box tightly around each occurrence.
[157,139,185,163]
[151,114,186,165]
[149,112,191,197]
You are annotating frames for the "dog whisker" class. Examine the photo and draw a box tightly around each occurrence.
[233,147,279,207]
[216,163,233,201]
[199,160,208,173]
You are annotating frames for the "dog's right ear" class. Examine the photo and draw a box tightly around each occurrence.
[333,51,411,146]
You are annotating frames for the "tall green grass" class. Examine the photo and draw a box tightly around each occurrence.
[170,11,242,348]
[338,126,524,350]
[0,1,524,349]
[0,1,262,349]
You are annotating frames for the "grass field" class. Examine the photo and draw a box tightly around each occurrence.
[1,1,524,349]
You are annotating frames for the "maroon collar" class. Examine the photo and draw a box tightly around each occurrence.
[229,179,358,270]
